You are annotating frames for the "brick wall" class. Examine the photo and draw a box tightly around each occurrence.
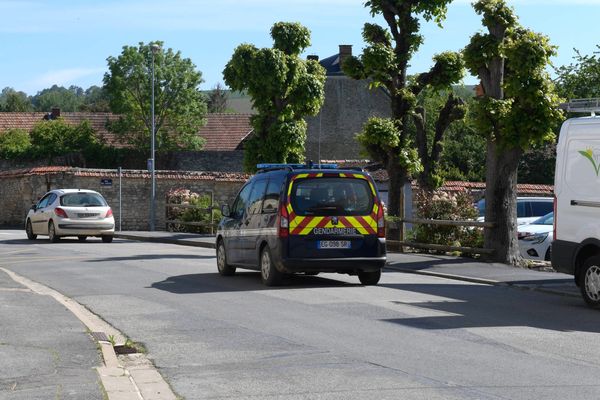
[0,168,246,230]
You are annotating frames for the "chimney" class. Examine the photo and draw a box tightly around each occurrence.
[51,108,61,119]
[338,45,352,68]
[307,55,319,61]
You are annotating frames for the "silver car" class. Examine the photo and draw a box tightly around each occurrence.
[25,189,115,243]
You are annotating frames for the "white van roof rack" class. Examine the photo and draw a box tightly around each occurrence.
[559,98,600,115]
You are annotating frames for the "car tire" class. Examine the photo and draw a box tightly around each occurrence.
[544,247,552,262]
[78,236,87,242]
[48,221,60,243]
[260,246,282,286]
[358,269,381,285]
[101,235,113,243]
[26,220,37,240]
[579,256,600,308]
[216,240,236,276]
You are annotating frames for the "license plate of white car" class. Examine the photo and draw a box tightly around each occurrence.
[318,240,351,249]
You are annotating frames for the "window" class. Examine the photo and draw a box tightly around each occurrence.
[530,201,553,217]
[37,193,53,209]
[517,201,528,218]
[248,179,267,215]
[60,193,107,207]
[290,177,373,216]
[232,183,253,219]
[263,177,283,213]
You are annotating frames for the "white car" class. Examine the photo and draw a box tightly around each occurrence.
[517,212,553,261]
[476,197,553,225]
[25,189,115,243]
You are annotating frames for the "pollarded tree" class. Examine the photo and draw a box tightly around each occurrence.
[223,22,326,172]
[463,0,563,264]
[342,0,465,216]
[104,41,206,151]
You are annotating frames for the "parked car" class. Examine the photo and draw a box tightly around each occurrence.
[518,212,553,261]
[553,109,600,308]
[216,163,387,286]
[476,197,553,225]
[25,189,115,243]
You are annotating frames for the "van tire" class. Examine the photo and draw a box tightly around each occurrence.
[217,240,236,276]
[358,269,381,285]
[580,256,600,308]
[261,246,282,286]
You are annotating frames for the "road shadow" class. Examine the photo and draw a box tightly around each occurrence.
[150,272,356,294]
[87,253,214,262]
[379,282,600,333]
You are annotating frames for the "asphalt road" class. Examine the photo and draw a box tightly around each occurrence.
[1,230,600,400]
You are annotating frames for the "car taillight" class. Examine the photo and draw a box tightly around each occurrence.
[54,207,68,218]
[553,195,557,241]
[377,201,385,238]
[278,202,289,238]
[105,208,113,218]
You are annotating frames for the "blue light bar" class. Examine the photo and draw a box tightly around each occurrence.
[256,163,339,170]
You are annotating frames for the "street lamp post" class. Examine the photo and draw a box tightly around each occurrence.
[149,43,161,231]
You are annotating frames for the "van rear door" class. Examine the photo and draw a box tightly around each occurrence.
[286,173,381,259]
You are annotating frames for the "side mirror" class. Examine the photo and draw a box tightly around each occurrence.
[30,204,37,211]
[221,204,231,218]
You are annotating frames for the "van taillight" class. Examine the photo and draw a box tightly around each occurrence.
[54,207,68,218]
[553,196,557,241]
[377,201,385,238]
[278,203,289,238]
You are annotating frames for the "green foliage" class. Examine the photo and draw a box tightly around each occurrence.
[32,85,84,112]
[464,0,563,151]
[223,22,326,172]
[554,45,600,100]
[103,41,207,151]
[0,88,32,111]
[29,119,98,163]
[410,190,483,251]
[428,52,465,91]
[79,86,111,112]
[0,128,31,158]
[166,188,221,234]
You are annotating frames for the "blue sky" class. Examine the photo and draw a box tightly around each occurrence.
[1,0,599,95]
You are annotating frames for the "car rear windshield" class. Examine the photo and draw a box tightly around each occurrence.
[60,193,107,207]
[290,177,373,216]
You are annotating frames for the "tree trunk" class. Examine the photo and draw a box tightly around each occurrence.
[483,139,522,264]
[386,159,409,218]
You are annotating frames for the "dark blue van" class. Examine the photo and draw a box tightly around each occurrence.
[216,164,386,286]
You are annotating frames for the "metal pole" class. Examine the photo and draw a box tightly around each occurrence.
[150,46,157,231]
[118,167,122,232]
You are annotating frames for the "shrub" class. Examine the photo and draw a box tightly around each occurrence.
[166,188,221,234]
[0,128,32,159]
[410,190,483,253]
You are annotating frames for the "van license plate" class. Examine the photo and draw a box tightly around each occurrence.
[318,240,351,249]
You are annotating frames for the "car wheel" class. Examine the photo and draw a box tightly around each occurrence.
[260,246,282,286]
[358,269,381,285]
[26,220,37,240]
[78,236,87,242]
[216,240,236,276]
[48,221,60,243]
[101,235,113,243]
[544,247,552,262]
[580,256,600,308]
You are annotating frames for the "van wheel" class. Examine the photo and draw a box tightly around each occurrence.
[358,269,381,285]
[580,257,600,308]
[48,221,60,243]
[217,240,236,276]
[26,220,37,240]
[261,246,282,286]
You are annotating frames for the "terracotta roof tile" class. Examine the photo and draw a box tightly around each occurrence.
[0,112,253,151]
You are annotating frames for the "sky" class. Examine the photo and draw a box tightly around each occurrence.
[1,0,600,96]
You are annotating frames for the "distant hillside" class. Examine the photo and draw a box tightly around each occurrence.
[201,89,255,114]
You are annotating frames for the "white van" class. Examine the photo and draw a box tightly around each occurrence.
[553,110,600,308]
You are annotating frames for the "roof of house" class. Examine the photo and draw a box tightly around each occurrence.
[319,53,344,76]
[0,112,253,152]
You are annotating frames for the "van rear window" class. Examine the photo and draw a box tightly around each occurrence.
[290,178,373,216]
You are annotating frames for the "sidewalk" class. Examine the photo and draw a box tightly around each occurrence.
[0,269,103,399]
[114,231,580,298]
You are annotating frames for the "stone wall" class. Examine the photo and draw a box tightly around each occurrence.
[0,168,246,230]
[168,151,244,172]
[305,76,390,161]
